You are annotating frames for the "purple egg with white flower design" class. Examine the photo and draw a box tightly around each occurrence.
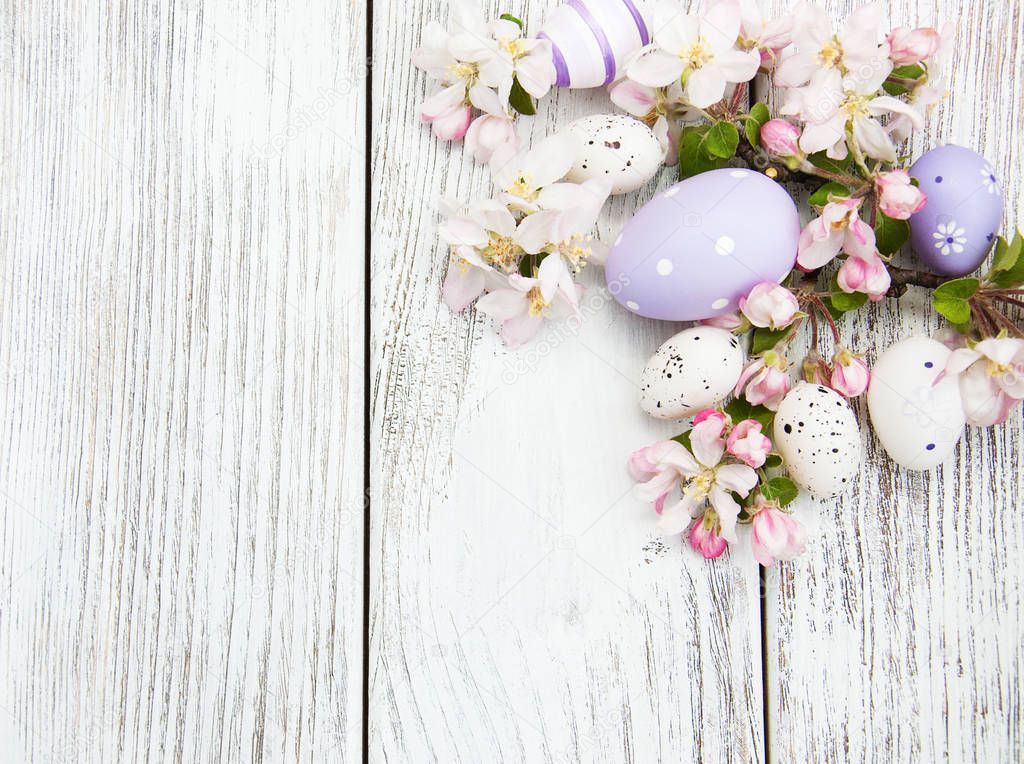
[538,0,650,89]
[909,145,1004,277]
[605,169,800,321]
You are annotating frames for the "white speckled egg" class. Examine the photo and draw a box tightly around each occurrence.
[773,383,862,498]
[639,327,744,419]
[867,337,965,470]
[565,115,663,195]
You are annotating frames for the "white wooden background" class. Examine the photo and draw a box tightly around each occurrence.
[1,0,1020,761]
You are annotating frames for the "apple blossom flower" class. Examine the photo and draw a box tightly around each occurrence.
[476,272,582,348]
[631,417,758,542]
[739,281,801,330]
[886,26,941,66]
[759,119,802,157]
[735,0,793,67]
[465,114,518,163]
[774,3,887,90]
[627,1,760,109]
[945,338,1024,426]
[439,199,523,310]
[726,419,772,468]
[785,65,923,162]
[750,501,807,566]
[797,198,876,271]
[830,349,870,397]
[511,183,612,302]
[734,351,791,410]
[836,251,891,301]
[491,132,579,214]
[474,17,556,102]
[699,311,750,332]
[689,512,728,559]
[875,170,928,219]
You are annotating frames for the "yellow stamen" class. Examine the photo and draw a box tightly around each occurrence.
[683,38,715,69]
[683,469,716,499]
[817,40,843,69]
[483,234,521,272]
[527,286,548,316]
[505,175,536,201]
[557,233,593,271]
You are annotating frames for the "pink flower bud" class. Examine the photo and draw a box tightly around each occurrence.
[887,26,941,66]
[760,119,801,157]
[802,350,832,386]
[739,281,801,330]
[689,512,728,559]
[837,252,891,302]
[829,349,870,398]
[465,114,518,163]
[699,311,749,331]
[875,170,928,220]
[734,353,792,411]
[750,504,806,567]
[422,101,472,141]
[726,419,772,468]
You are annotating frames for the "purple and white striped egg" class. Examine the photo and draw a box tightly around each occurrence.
[605,168,800,321]
[538,0,651,89]
[909,145,1005,277]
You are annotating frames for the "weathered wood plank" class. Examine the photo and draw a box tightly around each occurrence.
[760,1,1024,761]
[370,1,763,760]
[0,1,365,760]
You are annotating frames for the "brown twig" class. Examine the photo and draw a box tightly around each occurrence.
[885,265,946,297]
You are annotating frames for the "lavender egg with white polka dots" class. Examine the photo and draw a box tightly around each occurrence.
[909,145,1004,277]
[867,336,965,470]
[605,169,800,321]
[773,383,862,499]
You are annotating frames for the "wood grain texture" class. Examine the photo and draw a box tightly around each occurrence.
[370,1,763,761]
[0,1,364,761]
[760,1,1024,761]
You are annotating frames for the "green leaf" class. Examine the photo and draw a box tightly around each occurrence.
[934,277,980,300]
[678,125,728,179]
[761,476,799,507]
[751,327,790,355]
[883,63,926,95]
[932,278,978,326]
[508,76,535,115]
[763,454,783,470]
[498,12,524,28]
[807,151,853,176]
[990,231,1024,287]
[829,290,869,313]
[744,103,770,149]
[933,296,972,325]
[725,398,775,431]
[807,182,851,208]
[874,211,910,256]
[705,121,740,159]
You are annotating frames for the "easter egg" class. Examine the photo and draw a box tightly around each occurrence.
[538,0,650,89]
[639,327,744,419]
[909,145,1004,276]
[565,115,662,195]
[605,169,800,321]
[867,337,965,470]
[773,383,862,498]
